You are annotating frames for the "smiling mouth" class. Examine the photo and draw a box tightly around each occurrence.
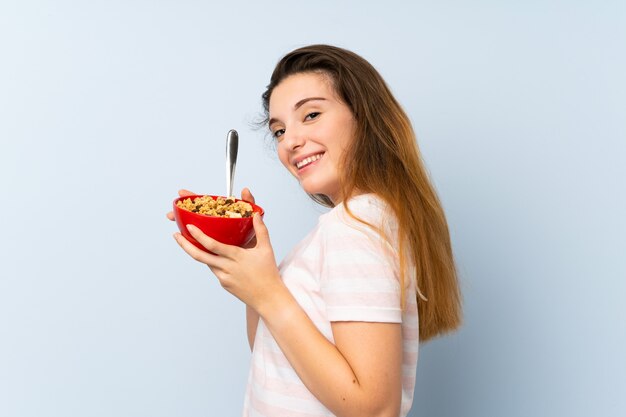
[296,153,324,169]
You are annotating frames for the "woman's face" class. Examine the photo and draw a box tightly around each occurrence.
[268,72,356,204]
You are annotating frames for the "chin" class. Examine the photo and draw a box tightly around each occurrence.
[301,186,335,202]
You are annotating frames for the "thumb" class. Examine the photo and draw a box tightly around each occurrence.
[241,187,255,204]
[252,213,270,245]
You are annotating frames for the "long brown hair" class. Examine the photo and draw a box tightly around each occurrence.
[262,45,462,342]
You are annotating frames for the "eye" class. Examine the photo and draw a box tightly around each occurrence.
[272,128,285,140]
[304,112,320,121]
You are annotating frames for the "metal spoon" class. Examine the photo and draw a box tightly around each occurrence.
[225,129,239,198]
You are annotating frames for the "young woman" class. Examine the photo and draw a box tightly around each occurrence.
[169,45,462,417]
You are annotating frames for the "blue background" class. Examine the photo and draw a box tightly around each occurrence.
[1,1,624,416]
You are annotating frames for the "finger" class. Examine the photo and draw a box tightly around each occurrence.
[241,187,255,204]
[166,211,175,221]
[179,189,196,197]
[252,213,270,246]
[186,224,238,258]
[173,232,227,269]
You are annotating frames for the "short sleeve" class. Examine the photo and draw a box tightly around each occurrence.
[320,196,401,323]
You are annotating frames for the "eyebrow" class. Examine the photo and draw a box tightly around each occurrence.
[269,97,327,127]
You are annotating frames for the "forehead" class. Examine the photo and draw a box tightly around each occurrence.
[268,72,336,114]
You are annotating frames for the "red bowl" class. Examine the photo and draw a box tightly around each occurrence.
[173,195,264,252]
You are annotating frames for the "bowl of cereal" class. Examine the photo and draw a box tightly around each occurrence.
[173,195,264,251]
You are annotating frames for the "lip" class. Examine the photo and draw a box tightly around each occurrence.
[293,151,325,168]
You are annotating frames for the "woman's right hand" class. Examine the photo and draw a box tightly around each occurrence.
[168,188,260,350]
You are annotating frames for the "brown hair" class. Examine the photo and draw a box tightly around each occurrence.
[261,44,462,342]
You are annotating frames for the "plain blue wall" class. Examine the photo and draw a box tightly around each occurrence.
[1,1,624,416]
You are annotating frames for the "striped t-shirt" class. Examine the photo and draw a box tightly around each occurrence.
[242,194,419,417]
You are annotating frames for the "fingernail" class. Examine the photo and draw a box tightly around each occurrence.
[186,224,195,232]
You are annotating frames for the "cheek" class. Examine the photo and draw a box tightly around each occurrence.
[330,130,354,160]
[277,146,293,172]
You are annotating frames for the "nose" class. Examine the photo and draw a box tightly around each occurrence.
[282,128,305,151]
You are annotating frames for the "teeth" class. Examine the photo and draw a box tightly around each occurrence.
[296,153,323,169]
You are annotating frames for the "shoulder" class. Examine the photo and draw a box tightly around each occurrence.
[321,194,397,241]
[318,195,403,320]
[324,193,387,224]
[317,194,399,259]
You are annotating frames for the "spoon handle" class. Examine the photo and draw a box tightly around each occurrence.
[226,129,239,198]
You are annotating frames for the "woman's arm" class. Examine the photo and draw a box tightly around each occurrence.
[258,285,402,417]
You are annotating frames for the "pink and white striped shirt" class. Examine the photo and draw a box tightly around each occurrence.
[242,194,419,417]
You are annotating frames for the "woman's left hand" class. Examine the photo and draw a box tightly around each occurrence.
[173,214,283,311]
